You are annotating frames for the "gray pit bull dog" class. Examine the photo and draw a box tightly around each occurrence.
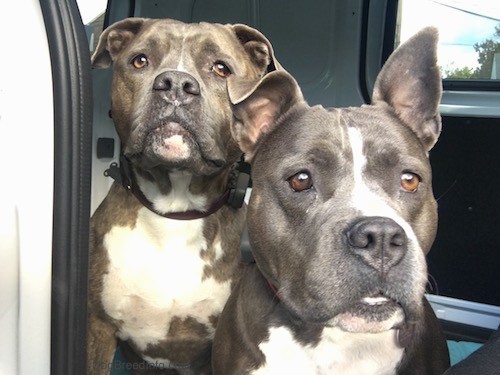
[213,27,450,374]
[87,18,279,374]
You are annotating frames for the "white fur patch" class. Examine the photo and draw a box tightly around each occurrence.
[137,171,207,213]
[176,47,187,73]
[348,127,417,237]
[347,127,427,292]
[348,127,406,222]
[252,326,404,375]
[101,207,230,352]
[162,135,190,159]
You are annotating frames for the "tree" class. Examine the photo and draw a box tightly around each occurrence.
[444,66,477,79]
[443,24,500,79]
[473,24,500,78]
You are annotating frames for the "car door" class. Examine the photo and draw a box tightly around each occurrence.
[0,0,92,374]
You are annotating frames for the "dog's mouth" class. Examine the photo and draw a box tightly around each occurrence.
[330,293,406,334]
[154,122,192,137]
[134,122,226,171]
[149,121,194,156]
[136,121,201,167]
[125,115,230,174]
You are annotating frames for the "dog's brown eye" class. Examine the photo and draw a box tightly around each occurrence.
[132,54,148,69]
[212,62,231,78]
[401,172,420,192]
[288,172,313,192]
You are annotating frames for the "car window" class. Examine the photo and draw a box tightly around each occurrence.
[396,0,500,80]
[77,0,107,52]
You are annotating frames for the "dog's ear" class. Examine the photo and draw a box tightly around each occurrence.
[372,27,442,151]
[91,18,147,68]
[229,70,303,161]
[230,24,283,74]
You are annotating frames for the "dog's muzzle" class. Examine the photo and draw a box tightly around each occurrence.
[153,70,201,106]
[346,217,407,276]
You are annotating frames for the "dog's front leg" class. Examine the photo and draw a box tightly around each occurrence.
[87,312,117,375]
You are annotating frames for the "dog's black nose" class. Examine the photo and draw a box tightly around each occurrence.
[346,217,407,275]
[153,71,200,105]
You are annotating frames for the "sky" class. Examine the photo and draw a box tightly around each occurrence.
[399,0,500,72]
[77,0,107,24]
[76,0,500,73]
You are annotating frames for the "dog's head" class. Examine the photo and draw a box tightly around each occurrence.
[92,18,280,175]
[229,28,442,333]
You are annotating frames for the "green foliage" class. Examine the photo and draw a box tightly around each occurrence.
[473,24,500,79]
[444,24,500,79]
[444,66,478,79]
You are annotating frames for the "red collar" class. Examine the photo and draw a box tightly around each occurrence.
[267,279,282,300]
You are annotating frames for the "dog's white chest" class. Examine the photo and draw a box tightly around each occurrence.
[252,326,404,375]
[101,207,230,350]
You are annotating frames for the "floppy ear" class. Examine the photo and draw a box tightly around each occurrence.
[372,27,442,151]
[91,18,146,68]
[229,24,283,74]
[229,70,303,161]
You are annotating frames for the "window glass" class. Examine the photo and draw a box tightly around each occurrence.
[76,0,107,52]
[396,0,500,79]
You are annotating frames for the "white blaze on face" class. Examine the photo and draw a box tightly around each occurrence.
[348,127,394,218]
[176,37,188,73]
[346,126,427,294]
[347,127,412,235]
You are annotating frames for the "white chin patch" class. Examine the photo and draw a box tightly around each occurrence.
[161,134,190,159]
[334,309,404,333]
[331,296,405,334]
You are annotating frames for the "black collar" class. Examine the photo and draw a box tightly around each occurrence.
[104,155,249,220]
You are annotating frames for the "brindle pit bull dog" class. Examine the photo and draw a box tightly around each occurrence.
[213,27,450,374]
[87,18,279,374]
